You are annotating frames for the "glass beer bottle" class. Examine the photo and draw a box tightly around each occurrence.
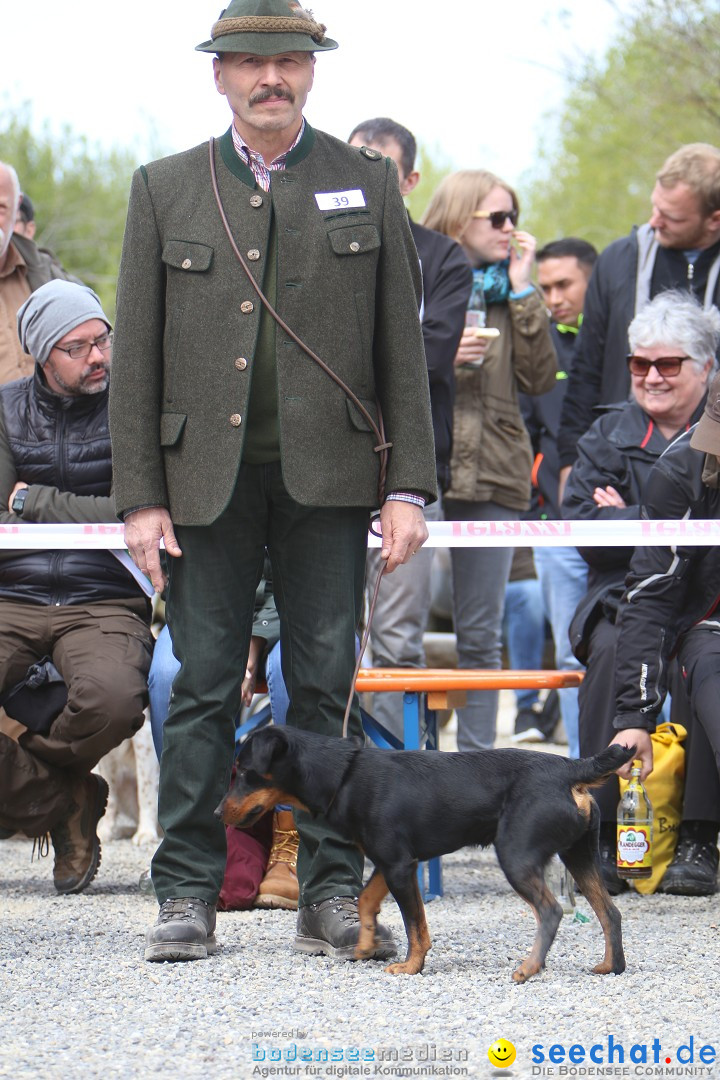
[617,759,653,879]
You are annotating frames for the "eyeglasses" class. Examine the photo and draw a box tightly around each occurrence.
[470,209,519,229]
[626,354,691,377]
[53,332,113,361]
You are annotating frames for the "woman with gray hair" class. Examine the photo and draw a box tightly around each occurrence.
[561,289,720,896]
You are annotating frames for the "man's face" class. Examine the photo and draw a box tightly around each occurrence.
[537,255,590,327]
[347,134,419,197]
[649,181,720,250]
[0,167,19,262]
[43,318,111,397]
[213,52,314,146]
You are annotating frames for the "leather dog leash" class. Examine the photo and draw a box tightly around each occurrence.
[208,138,389,741]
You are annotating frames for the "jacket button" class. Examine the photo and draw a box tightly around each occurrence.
[349,242,360,253]
[240,301,254,313]
[235,357,248,370]
[182,258,192,269]
[247,249,261,261]
[250,194,263,207]
[229,414,242,427]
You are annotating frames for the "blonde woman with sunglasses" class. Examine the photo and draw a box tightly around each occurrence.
[422,172,556,750]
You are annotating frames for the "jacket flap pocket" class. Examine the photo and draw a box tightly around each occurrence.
[160,412,187,446]
[162,240,213,272]
[346,397,378,433]
[328,224,380,256]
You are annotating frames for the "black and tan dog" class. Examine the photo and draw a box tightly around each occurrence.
[217,727,634,981]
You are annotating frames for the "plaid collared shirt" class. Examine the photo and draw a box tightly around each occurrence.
[231,119,306,191]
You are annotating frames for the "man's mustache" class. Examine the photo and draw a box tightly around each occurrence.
[249,86,294,106]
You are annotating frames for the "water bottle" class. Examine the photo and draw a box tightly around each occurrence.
[617,760,653,879]
[463,272,487,368]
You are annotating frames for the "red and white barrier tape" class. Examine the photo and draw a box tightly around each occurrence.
[0,519,719,549]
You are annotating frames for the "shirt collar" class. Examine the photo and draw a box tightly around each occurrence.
[231,118,306,170]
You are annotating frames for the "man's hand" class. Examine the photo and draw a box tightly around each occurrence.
[454,327,489,368]
[124,506,182,593]
[609,728,653,781]
[379,500,428,574]
[508,229,537,293]
[8,480,27,511]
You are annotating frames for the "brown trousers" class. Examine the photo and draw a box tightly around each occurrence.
[0,599,152,836]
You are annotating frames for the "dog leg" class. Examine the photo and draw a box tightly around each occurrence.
[382,867,431,976]
[561,840,625,975]
[131,717,161,845]
[355,869,389,959]
[497,850,563,984]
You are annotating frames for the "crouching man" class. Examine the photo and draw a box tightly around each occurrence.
[0,281,154,893]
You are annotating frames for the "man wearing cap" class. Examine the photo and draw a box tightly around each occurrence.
[109,0,436,963]
[0,161,74,386]
[0,280,154,894]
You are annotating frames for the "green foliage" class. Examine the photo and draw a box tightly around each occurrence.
[406,143,453,221]
[0,102,137,315]
[521,0,720,251]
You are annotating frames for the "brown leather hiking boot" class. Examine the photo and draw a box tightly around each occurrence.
[50,773,109,895]
[254,810,299,910]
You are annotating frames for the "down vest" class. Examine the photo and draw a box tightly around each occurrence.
[0,369,144,605]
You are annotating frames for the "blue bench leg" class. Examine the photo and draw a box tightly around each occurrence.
[403,692,444,901]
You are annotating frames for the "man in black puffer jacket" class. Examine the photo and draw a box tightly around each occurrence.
[0,281,154,894]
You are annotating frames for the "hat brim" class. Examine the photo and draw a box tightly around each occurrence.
[196,31,338,54]
[690,414,720,455]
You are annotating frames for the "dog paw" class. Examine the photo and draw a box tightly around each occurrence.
[384,960,423,976]
[132,827,162,846]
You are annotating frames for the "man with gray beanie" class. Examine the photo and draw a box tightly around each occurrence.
[0,280,154,895]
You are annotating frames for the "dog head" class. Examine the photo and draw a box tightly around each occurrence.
[215,727,307,827]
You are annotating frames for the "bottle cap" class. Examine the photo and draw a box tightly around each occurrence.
[632,759,641,770]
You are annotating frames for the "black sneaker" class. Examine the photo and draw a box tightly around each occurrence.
[598,832,628,895]
[511,703,547,743]
[659,839,719,896]
[295,895,396,961]
[145,898,218,962]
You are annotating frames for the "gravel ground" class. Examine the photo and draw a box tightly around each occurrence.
[3,830,720,1080]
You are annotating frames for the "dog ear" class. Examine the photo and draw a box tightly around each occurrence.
[248,725,289,773]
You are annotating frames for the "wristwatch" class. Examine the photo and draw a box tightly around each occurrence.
[11,488,28,515]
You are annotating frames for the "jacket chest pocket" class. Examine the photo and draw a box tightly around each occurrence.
[162,240,214,273]
[326,223,380,257]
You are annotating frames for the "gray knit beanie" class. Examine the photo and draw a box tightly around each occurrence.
[17,280,111,366]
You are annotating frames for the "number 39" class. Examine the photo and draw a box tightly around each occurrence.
[333,196,350,207]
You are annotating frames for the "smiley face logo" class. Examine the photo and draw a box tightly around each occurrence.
[488,1039,516,1069]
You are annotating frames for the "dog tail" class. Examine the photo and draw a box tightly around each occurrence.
[568,743,637,787]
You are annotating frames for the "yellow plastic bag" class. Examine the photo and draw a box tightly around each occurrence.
[618,722,686,894]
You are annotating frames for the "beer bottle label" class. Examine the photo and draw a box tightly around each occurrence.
[617,823,652,870]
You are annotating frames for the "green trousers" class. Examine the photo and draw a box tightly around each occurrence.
[152,462,368,907]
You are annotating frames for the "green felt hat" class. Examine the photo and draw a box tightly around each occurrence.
[196,0,338,55]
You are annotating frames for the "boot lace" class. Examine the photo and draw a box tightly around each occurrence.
[32,833,50,861]
[268,826,298,870]
[312,895,360,923]
[157,898,208,923]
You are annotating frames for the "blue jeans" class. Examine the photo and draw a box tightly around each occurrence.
[533,546,588,758]
[148,624,287,759]
[503,577,545,710]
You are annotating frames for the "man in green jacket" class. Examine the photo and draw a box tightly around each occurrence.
[109,0,436,963]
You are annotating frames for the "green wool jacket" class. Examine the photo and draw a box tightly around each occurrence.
[109,124,437,525]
